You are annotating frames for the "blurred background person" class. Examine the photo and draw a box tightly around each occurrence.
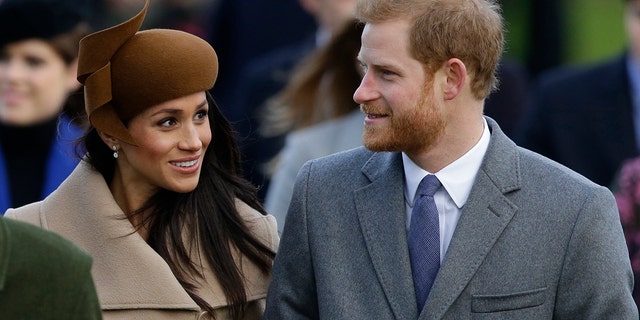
[261,19,364,232]
[205,0,316,115]
[6,1,278,318]
[515,0,640,188]
[612,157,640,305]
[151,0,212,38]
[483,58,529,138]
[0,0,91,213]
[606,0,640,308]
[91,0,213,38]
[231,0,357,200]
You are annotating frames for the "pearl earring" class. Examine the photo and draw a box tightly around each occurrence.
[112,145,119,159]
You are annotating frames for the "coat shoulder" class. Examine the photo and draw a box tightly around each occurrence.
[235,199,279,251]
[309,146,374,172]
[517,146,606,190]
[4,201,44,227]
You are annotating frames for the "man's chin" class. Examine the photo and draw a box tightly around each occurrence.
[363,139,399,153]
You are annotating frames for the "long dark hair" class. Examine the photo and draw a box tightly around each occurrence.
[78,91,275,319]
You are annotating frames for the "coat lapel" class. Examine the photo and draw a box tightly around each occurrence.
[38,161,199,312]
[354,152,419,320]
[422,118,521,319]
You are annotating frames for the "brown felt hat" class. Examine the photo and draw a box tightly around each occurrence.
[77,0,218,145]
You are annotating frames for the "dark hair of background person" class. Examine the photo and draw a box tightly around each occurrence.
[77,92,275,318]
[260,20,364,138]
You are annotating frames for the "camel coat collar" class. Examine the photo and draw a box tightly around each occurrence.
[14,160,275,313]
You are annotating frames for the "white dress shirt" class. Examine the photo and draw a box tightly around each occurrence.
[403,118,491,262]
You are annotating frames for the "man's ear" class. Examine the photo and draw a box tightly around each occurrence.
[442,58,467,100]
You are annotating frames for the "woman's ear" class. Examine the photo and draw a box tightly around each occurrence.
[442,58,467,100]
[97,130,119,148]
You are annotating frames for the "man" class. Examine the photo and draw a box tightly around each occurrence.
[515,0,640,188]
[0,216,102,319]
[264,0,637,319]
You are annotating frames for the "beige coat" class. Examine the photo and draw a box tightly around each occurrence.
[5,161,279,320]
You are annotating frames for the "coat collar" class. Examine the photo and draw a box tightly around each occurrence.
[422,117,521,319]
[355,150,419,320]
[36,161,272,311]
[354,117,521,319]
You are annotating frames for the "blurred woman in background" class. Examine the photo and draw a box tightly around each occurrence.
[0,0,90,212]
[261,19,364,232]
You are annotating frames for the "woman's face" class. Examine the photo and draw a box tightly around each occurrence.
[0,39,79,126]
[114,91,212,197]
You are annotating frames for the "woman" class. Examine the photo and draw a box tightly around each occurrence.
[0,0,90,212]
[5,1,277,319]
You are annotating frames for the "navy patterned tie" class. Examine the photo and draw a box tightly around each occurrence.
[408,174,441,312]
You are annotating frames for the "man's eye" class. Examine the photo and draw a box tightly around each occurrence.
[380,69,397,78]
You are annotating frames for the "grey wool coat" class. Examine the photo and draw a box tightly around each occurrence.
[264,117,638,319]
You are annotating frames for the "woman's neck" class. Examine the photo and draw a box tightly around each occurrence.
[109,166,157,241]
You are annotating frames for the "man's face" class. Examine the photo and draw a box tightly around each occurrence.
[354,19,446,156]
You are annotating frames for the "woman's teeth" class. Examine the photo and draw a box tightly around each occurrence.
[172,160,197,167]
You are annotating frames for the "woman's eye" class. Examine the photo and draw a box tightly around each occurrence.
[159,118,177,127]
[194,110,208,121]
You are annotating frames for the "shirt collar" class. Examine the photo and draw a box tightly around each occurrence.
[403,117,491,208]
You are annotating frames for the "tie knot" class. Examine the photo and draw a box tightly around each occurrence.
[417,174,441,197]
